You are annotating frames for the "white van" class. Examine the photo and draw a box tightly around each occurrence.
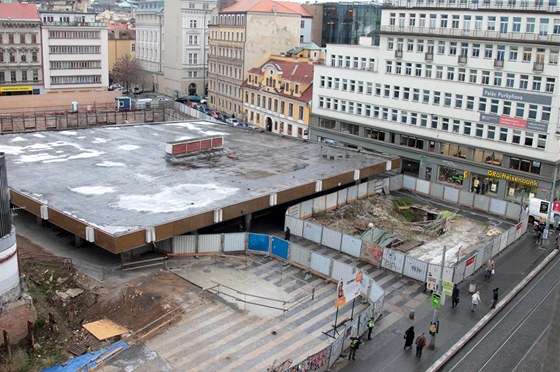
[527,198,560,225]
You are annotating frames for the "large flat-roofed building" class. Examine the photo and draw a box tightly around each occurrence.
[0,121,399,257]
[311,0,559,203]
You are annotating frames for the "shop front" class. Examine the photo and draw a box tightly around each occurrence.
[487,170,538,202]
[438,165,465,187]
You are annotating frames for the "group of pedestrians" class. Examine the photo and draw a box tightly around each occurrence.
[401,326,427,358]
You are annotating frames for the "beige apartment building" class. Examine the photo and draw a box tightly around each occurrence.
[207,0,311,119]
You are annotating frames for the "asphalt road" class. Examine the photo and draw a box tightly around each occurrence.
[440,254,560,372]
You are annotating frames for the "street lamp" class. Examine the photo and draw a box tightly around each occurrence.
[429,245,446,350]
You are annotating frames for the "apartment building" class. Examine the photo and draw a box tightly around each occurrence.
[41,11,109,92]
[107,27,136,72]
[160,0,216,98]
[311,0,560,203]
[134,0,164,91]
[0,3,43,96]
[242,44,323,139]
[207,0,311,119]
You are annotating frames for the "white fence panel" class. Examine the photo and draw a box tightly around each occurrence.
[198,234,221,253]
[290,244,311,267]
[313,195,327,213]
[416,179,430,194]
[331,261,354,282]
[463,253,478,278]
[443,186,459,203]
[427,263,455,283]
[326,192,338,211]
[381,248,405,274]
[173,235,196,254]
[157,238,172,253]
[453,259,467,283]
[506,226,516,246]
[301,200,313,218]
[310,252,331,276]
[337,189,348,206]
[367,179,383,196]
[286,203,301,218]
[347,185,358,202]
[402,256,429,282]
[492,237,501,257]
[499,231,509,252]
[303,221,323,244]
[223,233,246,252]
[357,182,368,199]
[285,215,304,238]
[340,234,362,258]
[321,227,343,250]
[514,221,524,240]
[474,246,486,271]
[489,197,507,217]
[403,175,416,190]
[369,280,384,303]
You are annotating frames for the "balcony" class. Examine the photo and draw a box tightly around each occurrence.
[533,62,544,71]
[382,0,557,12]
[458,55,467,64]
[379,25,560,44]
[394,50,403,59]
[494,59,504,67]
[425,52,433,61]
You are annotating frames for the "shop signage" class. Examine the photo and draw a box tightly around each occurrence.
[0,86,32,93]
[487,170,538,187]
[482,88,552,106]
[479,113,548,132]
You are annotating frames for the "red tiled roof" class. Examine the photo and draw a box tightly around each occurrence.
[223,0,311,16]
[262,58,315,84]
[107,22,129,30]
[0,3,40,21]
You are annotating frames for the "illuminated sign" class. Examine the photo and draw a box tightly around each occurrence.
[487,170,538,187]
[0,86,32,93]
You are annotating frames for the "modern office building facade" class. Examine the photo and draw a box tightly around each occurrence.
[321,1,382,47]
[311,0,560,203]
[0,3,43,96]
[40,11,109,92]
[160,0,216,98]
[207,0,310,119]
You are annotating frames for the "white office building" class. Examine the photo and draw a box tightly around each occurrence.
[160,0,216,98]
[134,0,165,91]
[40,11,109,92]
[311,0,560,203]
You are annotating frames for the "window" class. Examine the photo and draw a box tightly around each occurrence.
[509,46,518,61]
[519,75,529,89]
[417,40,424,52]
[503,101,511,115]
[528,104,538,119]
[394,86,401,99]
[506,73,515,88]
[386,61,393,73]
[413,89,420,102]
[447,67,455,80]
[438,41,445,55]
[387,38,394,50]
[458,68,466,82]
[525,133,534,147]
[510,157,541,174]
[403,87,410,100]
[444,93,452,106]
[449,42,457,56]
[516,103,525,117]
[513,17,521,32]
[464,15,471,30]
[542,106,551,121]
[395,62,402,74]
[436,66,443,79]
[476,124,484,137]
[540,18,549,36]
[484,45,493,59]
[441,15,448,28]
[455,94,463,108]
[479,98,487,111]
[490,99,499,113]
[488,16,496,31]
[533,76,542,91]
[472,44,480,57]
[500,17,509,33]
[433,91,441,105]
[538,134,546,149]
[21,71,27,81]
[499,128,508,142]
[423,89,430,103]
[482,71,490,85]
[488,126,495,140]
[475,16,483,30]
[523,47,532,62]
[526,18,535,33]
[546,78,555,92]
[466,96,474,110]
[10,71,16,81]
[551,49,559,65]
[452,15,459,29]
[494,72,502,86]
[464,122,472,135]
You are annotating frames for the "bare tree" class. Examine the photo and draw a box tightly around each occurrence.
[111,54,145,91]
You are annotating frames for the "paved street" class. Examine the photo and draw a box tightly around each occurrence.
[336,234,558,372]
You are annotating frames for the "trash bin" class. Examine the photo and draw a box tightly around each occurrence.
[469,282,476,293]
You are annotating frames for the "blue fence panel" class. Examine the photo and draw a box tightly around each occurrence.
[271,237,289,260]
[247,233,270,253]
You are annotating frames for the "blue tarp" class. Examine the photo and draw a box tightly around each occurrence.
[247,233,269,253]
[42,340,129,372]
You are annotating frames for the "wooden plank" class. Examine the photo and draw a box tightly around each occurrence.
[83,319,128,341]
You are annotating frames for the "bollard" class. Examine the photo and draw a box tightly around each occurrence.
[409,310,415,320]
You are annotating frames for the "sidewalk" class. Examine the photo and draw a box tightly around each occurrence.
[335,233,556,372]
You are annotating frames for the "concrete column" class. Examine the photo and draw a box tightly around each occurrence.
[74,235,83,248]
[36,216,43,226]
[244,213,252,232]
[121,251,132,264]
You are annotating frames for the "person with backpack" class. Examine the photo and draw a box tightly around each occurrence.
[415,332,426,358]
[348,335,362,360]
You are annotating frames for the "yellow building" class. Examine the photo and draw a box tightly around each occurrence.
[107,28,135,72]
[242,44,323,139]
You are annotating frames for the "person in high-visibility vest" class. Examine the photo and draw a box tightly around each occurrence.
[367,317,375,340]
[348,335,362,361]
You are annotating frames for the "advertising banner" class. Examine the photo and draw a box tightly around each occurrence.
[335,271,367,308]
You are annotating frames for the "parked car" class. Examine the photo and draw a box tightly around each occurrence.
[225,118,240,126]
[133,87,144,94]
[155,96,170,101]
[199,106,212,114]
[323,138,337,145]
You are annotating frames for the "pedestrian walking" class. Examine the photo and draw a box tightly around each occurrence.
[284,227,291,241]
[471,291,481,312]
[555,232,560,249]
[403,326,415,350]
[537,226,544,245]
[485,259,495,278]
[451,284,460,308]
[348,335,362,361]
[367,316,375,340]
[491,288,499,309]
[415,332,426,358]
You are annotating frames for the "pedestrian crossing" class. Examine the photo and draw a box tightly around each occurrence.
[124,255,429,371]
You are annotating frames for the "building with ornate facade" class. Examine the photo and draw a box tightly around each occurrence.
[160,0,217,98]
[134,0,164,92]
[207,0,311,119]
[311,0,560,202]
[242,44,323,139]
[40,10,109,92]
[0,3,43,96]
